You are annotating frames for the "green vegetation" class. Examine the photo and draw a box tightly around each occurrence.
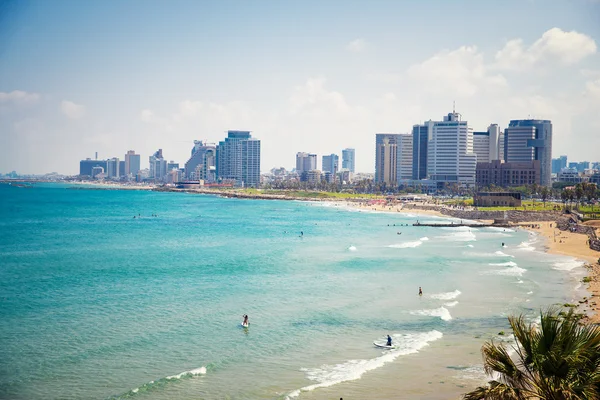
[233,188,382,200]
[463,308,600,400]
[497,331,505,336]
[468,200,563,212]
[563,303,577,307]
[583,277,592,283]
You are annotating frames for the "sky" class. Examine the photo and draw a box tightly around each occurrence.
[1,0,599,175]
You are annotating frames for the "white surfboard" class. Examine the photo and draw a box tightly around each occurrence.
[241,323,249,328]
[373,342,395,349]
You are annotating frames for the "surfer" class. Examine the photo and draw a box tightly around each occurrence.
[419,287,422,296]
[501,242,505,247]
[300,231,304,237]
[242,314,249,327]
[386,335,392,346]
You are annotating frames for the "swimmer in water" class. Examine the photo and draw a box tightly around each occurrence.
[419,287,422,296]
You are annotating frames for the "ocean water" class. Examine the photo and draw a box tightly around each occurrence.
[0,183,588,400]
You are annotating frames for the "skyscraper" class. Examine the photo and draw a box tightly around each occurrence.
[504,119,552,186]
[375,133,399,184]
[79,158,107,176]
[185,141,216,181]
[106,157,120,179]
[427,111,477,186]
[124,150,141,177]
[322,154,339,174]
[473,124,501,164]
[552,155,568,174]
[149,149,167,181]
[295,152,317,173]
[396,134,413,180]
[341,148,355,173]
[216,130,261,187]
[412,122,432,180]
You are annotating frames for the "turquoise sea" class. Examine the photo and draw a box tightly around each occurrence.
[0,183,588,399]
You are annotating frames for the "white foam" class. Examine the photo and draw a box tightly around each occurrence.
[454,365,487,381]
[348,245,357,252]
[388,240,423,249]
[489,261,518,267]
[166,367,207,380]
[486,227,515,233]
[410,306,453,321]
[527,291,533,294]
[517,240,536,251]
[430,290,462,300]
[125,366,207,397]
[552,259,585,271]
[466,244,474,248]
[444,301,459,307]
[487,265,527,277]
[419,237,430,241]
[286,330,443,399]
[494,251,514,257]
[517,279,524,284]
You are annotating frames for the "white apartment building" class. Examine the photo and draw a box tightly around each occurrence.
[427,111,477,186]
[396,134,413,180]
[473,124,500,164]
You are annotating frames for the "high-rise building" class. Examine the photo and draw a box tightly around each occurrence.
[119,161,125,178]
[396,134,413,180]
[322,154,339,175]
[473,124,501,164]
[427,111,477,186]
[79,158,107,176]
[216,130,261,187]
[412,122,432,180]
[149,149,167,181]
[296,152,317,174]
[106,157,120,179]
[341,148,355,173]
[167,161,179,172]
[375,133,399,184]
[124,150,141,177]
[504,119,552,186]
[185,141,217,181]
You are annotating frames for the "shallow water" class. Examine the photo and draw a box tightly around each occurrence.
[0,183,587,399]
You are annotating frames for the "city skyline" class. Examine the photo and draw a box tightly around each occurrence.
[1,0,600,174]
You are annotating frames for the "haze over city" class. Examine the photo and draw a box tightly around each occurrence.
[1,0,599,175]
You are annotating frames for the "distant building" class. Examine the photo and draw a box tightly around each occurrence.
[124,150,141,177]
[106,158,120,179]
[296,152,317,174]
[337,169,353,184]
[322,154,339,175]
[504,119,552,186]
[185,141,217,182]
[473,124,501,164]
[427,111,477,186]
[476,160,541,187]
[119,161,125,178]
[216,130,260,187]
[557,168,582,184]
[167,161,179,172]
[91,166,104,179]
[396,134,413,180]
[342,148,355,173]
[306,170,322,184]
[474,192,522,207]
[79,158,107,177]
[375,133,399,185]
[552,155,567,174]
[412,122,431,180]
[149,149,167,182]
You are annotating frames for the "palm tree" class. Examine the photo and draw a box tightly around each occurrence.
[464,308,600,400]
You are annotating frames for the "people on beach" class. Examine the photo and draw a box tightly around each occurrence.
[419,287,422,296]
[386,335,392,346]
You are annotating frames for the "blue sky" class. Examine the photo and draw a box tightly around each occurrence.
[1,0,599,174]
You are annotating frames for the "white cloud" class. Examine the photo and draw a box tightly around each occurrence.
[346,38,367,52]
[585,79,600,97]
[407,46,507,97]
[289,77,353,116]
[365,72,402,84]
[495,28,597,70]
[0,90,40,105]
[60,100,86,119]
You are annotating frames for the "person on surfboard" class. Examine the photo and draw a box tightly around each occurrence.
[242,315,249,327]
[386,335,392,346]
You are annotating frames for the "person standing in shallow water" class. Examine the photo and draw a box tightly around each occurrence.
[419,287,422,296]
